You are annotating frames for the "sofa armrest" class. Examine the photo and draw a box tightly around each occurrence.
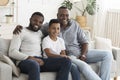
[0,61,12,80]
[112,47,120,60]
[112,47,120,76]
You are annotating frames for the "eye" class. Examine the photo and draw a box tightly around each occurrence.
[66,14,69,17]
[57,27,60,30]
[60,14,64,17]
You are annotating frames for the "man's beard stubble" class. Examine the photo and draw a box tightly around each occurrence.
[29,23,40,32]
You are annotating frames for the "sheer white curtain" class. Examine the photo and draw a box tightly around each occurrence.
[93,0,109,37]
[93,0,120,47]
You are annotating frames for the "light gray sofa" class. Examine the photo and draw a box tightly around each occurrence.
[0,31,120,80]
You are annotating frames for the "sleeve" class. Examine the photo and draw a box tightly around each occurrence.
[9,33,29,61]
[77,22,89,44]
[42,37,50,50]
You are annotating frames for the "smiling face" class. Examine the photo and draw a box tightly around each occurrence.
[57,7,69,27]
[29,12,44,32]
[48,23,60,38]
[29,15,44,32]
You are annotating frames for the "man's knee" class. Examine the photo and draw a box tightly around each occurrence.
[27,59,40,70]
[60,57,72,67]
[104,50,113,60]
[71,63,79,71]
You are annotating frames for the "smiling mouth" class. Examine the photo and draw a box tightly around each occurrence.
[63,20,68,25]
[33,25,39,30]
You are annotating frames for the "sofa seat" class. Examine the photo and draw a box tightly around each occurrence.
[13,72,57,80]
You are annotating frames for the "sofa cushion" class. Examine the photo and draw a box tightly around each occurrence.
[0,38,11,55]
[95,37,112,52]
[13,72,73,80]
[0,55,20,77]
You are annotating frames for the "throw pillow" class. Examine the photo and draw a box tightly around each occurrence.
[0,38,11,55]
[95,37,112,51]
[0,55,20,77]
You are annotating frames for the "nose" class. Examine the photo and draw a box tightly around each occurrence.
[62,15,68,20]
[36,21,40,26]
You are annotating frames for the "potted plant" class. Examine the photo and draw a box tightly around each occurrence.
[61,0,96,27]
[61,0,73,10]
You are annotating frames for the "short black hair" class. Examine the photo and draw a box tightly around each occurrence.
[58,6,68,10]
[31,12,44,21]
[49,19,60,27]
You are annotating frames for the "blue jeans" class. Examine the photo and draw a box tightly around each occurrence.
[71,63,80,80]
[86,49,113,80]
[18,57,71,80]
[70,49,113,80]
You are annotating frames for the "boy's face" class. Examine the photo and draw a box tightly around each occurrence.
[48,23,60,37]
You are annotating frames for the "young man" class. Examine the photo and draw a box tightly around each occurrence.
[9,12,71,80]
[42,19,80,80]
[13,6,113,80]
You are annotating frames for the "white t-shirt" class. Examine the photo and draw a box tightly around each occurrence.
[42,35,66,56]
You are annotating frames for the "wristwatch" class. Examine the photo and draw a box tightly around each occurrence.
[81,55,86,58]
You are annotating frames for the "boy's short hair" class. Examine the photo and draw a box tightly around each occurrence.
[49,19,60,27]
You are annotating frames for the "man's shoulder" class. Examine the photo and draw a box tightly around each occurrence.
[69,19,82,29]
[69,19,77,24]
[41,22,49,29]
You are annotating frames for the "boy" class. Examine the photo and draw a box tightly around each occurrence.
[42,19,80,80]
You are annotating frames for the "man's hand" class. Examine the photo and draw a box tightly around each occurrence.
[79,55,86,61]
[13,25,23,34]
[27,56,44,66]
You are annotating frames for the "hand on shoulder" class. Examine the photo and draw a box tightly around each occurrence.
[13,25,23,35]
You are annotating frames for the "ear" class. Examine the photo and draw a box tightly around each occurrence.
[48,27,50,33]
[30,18,32,22]
[57,13,59,18]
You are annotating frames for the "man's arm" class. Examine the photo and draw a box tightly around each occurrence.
[76,22,89,61]
[44,48,68,58]
[27,56,44,66]
[9,33,44,66]
[9,34,29,60]
[79,43,88,61]
[13,25,23,34]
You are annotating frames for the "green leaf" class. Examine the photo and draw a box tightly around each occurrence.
[86,4,95,15]
[61,0,73,10]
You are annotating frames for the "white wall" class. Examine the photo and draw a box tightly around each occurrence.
[17,0,94,27]
[17,0,64,26]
